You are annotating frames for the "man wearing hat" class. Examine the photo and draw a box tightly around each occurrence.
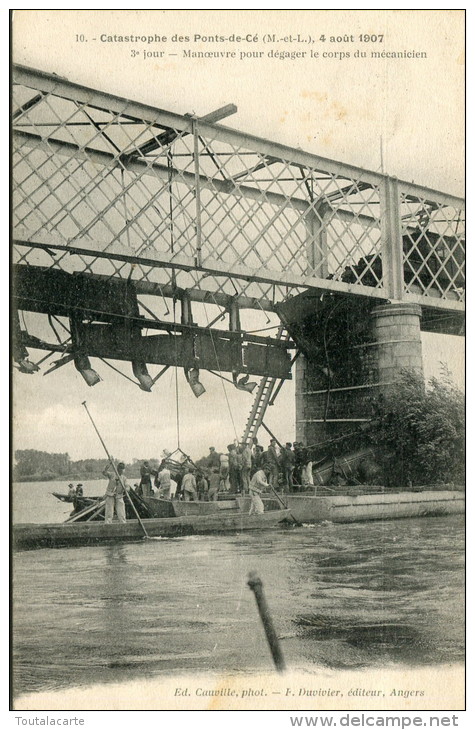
[139,460,153,498]
[102,461,129,524]
[280,442,295,492]
[181,465,198,502]
[241,442,252,493]
[265,439,280,489]
[207,446,220,470]
[248,465,270,515]
[156,463,172,500]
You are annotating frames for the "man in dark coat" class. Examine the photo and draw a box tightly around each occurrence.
[139,461,153,497]
[280,442,295,491]
[265,439,280,489]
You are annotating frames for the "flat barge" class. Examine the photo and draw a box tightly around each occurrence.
[238,487,464,523]
[13,508,292,551]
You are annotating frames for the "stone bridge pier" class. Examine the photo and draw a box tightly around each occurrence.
[291,299,423,448]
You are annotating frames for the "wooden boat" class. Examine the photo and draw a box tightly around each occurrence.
[52,491,100,507]
[52,491,101,502]
[13,508,292,551]
[51,491,74,503]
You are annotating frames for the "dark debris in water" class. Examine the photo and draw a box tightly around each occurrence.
[346,623,424,649]
[294,613,426,652]
[106,660,137,669]
[317,553,376,568]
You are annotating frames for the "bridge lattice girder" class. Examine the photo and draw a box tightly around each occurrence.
[12,65,464,321]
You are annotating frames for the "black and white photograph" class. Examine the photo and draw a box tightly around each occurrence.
[11,9,465,715]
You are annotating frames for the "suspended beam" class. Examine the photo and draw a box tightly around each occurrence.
[17,325,292,380]
[13,265,295,379]
[14,300,293,350]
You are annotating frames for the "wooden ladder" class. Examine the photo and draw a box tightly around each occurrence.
[241,326,289,445]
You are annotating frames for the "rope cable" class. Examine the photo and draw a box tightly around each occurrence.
[168,150,177,291]
[167,146,180,451]
[33,350,56,367]
[202,301,238,441]
[173,299,181,449]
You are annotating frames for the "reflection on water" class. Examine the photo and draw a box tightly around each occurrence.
[288,519,464,670]
[12,489,464,698]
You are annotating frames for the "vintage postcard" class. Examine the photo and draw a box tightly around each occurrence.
[11,9,465,716]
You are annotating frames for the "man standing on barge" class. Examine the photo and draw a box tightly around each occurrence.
[182,466,198,501]
[241,442,252,492]
[139,460,154,497]
[280,442,296,491]
[156,464,172,499]
[265,439,280,489]
[102,461,129,523]
[248,466,270,515]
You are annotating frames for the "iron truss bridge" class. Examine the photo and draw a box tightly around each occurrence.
[12,65,465,391]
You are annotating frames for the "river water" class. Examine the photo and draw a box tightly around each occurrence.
[12,480,465,699]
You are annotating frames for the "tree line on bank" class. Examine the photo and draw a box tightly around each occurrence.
[12,453,164,483]
[13,371,464,487]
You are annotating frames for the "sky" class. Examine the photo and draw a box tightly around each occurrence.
[11,10,465,463]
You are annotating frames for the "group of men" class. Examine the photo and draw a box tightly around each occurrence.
[67,483,84,500]
[67,482,85,514]
[277,441,315,490]
[136,458,220,504]
[136,460,178,500]
[205,439,314,493]
[101,457,270,522]
[101,438,314,523]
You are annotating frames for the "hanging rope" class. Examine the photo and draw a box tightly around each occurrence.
[202,301,238,442]
[168,150,177,291]
[173,299,181,449]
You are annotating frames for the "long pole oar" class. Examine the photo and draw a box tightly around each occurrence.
[65,498,106,523]
[268,484,301,526]
[82,401,150,538]
[248,571,286,673]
